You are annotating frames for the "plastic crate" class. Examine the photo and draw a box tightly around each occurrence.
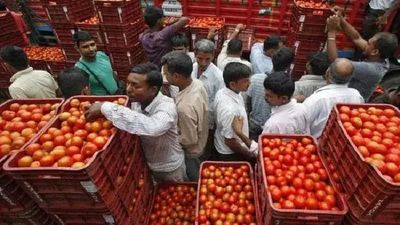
[292,1,332,25]
[196,161,261,224]
[76,20,105,45]
[94,0,142,24]
[0,204,59,225]
[43,1,95,23]
[318,103,400,223]
[107,43,144,66]
[101,19,145,47]
[258,134,348,225]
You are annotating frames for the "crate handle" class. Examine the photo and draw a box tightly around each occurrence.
[38,175,62,179]
[297,216,318,220]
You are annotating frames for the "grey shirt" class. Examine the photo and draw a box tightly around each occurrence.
[349,60,389,101]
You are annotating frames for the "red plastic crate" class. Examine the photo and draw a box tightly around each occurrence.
[52,23,77,43]
[43,1,95,23]
[102,19,145,47]
[257,134,348,225]
[292,1,332,24]
[76,20,105,45]
[94,0,142,24]
[196,161,261,224]
[107,43,144,66]
[318,103,400,223]
[0,204,59,225]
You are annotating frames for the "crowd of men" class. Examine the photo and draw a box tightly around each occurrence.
[0,2,399,182]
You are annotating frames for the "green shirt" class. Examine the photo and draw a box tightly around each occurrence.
[75,51,118,95]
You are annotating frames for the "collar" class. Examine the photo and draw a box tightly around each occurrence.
[10,67,34,82]
[195,63,216,79]
[315,83,348,93]
[143,92,163,114]
[299,75,325,81]
[223,87,242,104]
[271,99,297,114]
[176,80,195,104]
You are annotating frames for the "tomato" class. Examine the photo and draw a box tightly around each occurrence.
[92,136,107,149]
[81,142,98,157]
[39,155,55,167]
[305,197,319,209]
[57,156,74,167]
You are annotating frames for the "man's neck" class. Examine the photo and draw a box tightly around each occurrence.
[140,94,158,110]
[228,87,240,94]
[178,78,193,91]
[227,53,241,58]
[150,25,162,32]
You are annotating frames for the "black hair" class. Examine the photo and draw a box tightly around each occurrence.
[161,51,193,78]
[0,46,28,70]
[263,71,295,98]
[308,52,330,75]
[58,67,89,98]
[0,0,6,10]
[144,7,164,28]
[227,39,243,54]
[223,62,251,87]
[374,32,399,59]
[172,33,189,48]
[272,47,294,72]
[131,63,163,91]
[264,35,281,52]
[72,31,93,47]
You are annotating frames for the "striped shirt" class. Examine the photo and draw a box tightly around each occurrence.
[250,43,273,74]
[101,93,185,172]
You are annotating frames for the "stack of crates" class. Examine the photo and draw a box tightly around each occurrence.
[94,0,146,80]
[0,12,28,47]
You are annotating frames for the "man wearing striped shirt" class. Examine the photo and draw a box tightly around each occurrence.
[85,63,187,182]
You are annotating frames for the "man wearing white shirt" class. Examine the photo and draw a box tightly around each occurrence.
[217,23,252,72]
[303,58,364,138]
[263,71,310,135]
[214,62,258,161]
[250,35,282,74]
[85,63,187,182]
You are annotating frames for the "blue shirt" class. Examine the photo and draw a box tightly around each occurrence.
[245,73,272,127]
[250,43,273,74]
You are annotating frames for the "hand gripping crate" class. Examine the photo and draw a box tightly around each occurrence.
[257,134,348,225]
[318,103,400,224]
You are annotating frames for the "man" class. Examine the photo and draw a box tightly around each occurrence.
[217,24,252,71]
[372,86,400,109]
[73,31,119,96]
[0,1,29,45]
[263,72,310,134]
[303,58,364,138]
[326,11,399,101]
[293,52,330,101]
[57,67,90,98]
[214,62,258,161]
[250,35,282,74]
[0,46,59,99]
[171,33,196,63]
[245,47,294,140]
[85,63,187,182]
[139,6,189,67]
[161,52,208,181]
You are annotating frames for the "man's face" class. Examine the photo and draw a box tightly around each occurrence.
[196,51,213,71]
[173,45,188,53]
[233,77,251,92]
[77,40,97,59]
[126,73,156,103]
[264,89,287,107]
[364,36,379,57]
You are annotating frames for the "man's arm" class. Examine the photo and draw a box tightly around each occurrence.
[174,17,189,31]
[9,86,27,99]
[229,24,245,41]
[224,138,255,159]
[377,0,400,28]
[178,108,199,148]
[326,15,340,62]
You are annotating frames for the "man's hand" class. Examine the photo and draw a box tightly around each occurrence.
[84,102,104,122]
[326,15,341,32]
[207,27,217,40]
[376,15,388,29]
[235,23,246,32]
[232,116,244,136]
[331,5,345,17]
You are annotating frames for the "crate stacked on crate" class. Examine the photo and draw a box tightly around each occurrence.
[0,61,11,90]
[3,96,154,225]
[0,99,63,224]
[24,46,69,77]
[0,12,28,48]
[189,17,226,56]
[94,0,146,80]
[319,103,400,224]
[256,134,348,225]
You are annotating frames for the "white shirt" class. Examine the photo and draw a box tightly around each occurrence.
[293,75,327,99]
[217,40,252,72]
[303,84,364,138]
[101,93,184,172]
[214,88,249,155]
[191,62,225,129]
[369,0,396,10]
[263,99,310,134]
[250,43,273,74]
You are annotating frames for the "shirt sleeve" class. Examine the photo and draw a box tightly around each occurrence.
[217,40,229,68]
[159,24,177,41]
[250,43,263,62]
[178,106,199,147]
[101,102,175,136]
[9,86,28,99]
[219,109,236,139]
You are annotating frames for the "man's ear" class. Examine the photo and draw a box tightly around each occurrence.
[370,48,380,58]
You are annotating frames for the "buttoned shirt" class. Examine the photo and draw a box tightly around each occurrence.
[303,84,364,138]
[176,79,209,157]
[101,93,184,172]
[191,62,225,129]
[214,88,250,155]
[250,43,273,74]
[217,40,252,72]
[9,67,58,99]
[263,99,310,134]
[369,0,396,10]
[293,75,327,99]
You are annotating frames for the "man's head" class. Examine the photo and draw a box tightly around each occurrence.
[227,39,243,56]
[223,62,251,93]
[58,68,89,98]
[264,35,282,57]
[388,86,400,109]
[325,58,353,84]
[127,63,162,104]
[144,6,164,29]
[0,46,28,73]
[0,1,7,11]
[263,71,294,107]
[306,52,330,75]
[365,32,398,60]
[272,47,294,72]
[73,31,97,60]
[161,51,193,86]
[172,33,190,52]
[195,39,215,71]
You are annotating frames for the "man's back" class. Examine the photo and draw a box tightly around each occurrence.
[250,43,273,74]
[245,73,271,127]
[293,75,327,99]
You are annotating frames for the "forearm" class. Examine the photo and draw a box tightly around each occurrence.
[175,17,189,30]
[225,138,254,159]
[340,17,361,41]
[235,131,252,148]
[229,29,240,40]
[327,31,338,62]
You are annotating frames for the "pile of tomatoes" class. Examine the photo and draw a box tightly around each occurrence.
[24,47,65,62]
[262,137,341,211]
[339,106,400,182]
[148,184,196,225]
[198,164,257,225]
[16,98,126,168]
[295,0,329,9]
[189,17,224,29]
[78,16,99,25]
[0,102,59,159]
